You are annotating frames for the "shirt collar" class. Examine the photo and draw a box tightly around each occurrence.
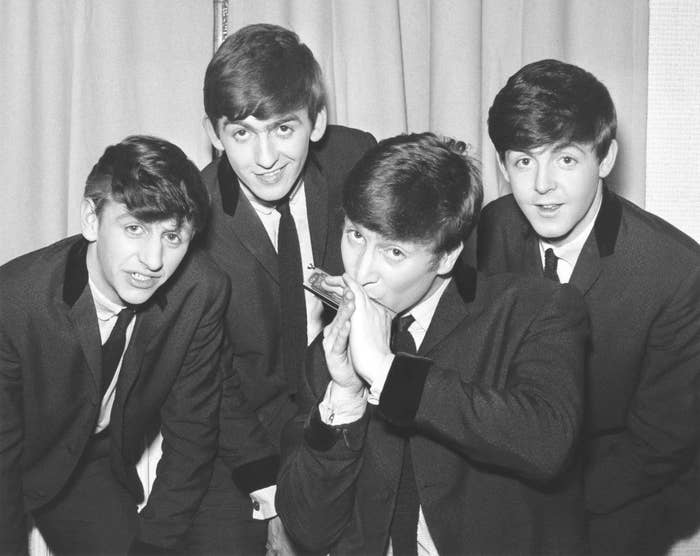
[540,191,602,266]
[406,277,451,333]
[240,179,305,216]
[88,277,126,321]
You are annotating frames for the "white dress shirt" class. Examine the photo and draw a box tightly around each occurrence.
[88,278,136,434]
[539,195,602,284]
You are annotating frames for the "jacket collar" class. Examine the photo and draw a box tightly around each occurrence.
[418,262,477,356]
[216,151,323,218]
[214,149,330,276]
[521,183,622,258]
[592,184,622,257]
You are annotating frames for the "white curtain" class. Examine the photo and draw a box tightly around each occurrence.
[227,0,649,209]
[1,1,650,267]
[0,0,213,266]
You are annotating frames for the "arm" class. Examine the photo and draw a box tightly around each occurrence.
[277,289,369,552]
[135,279,228,549]
[0,302,27,554]
[585,268,700,513]
[348,276,588,483]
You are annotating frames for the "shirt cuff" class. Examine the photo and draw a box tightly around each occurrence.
[368,354,395,405]
[251,484,277,520]
[319,382,368,425]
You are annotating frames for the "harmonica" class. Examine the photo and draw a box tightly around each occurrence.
[304,266,343,310]
[303,265,396,316]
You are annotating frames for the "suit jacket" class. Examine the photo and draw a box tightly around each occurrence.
[0,236,229,552]
[477,189,700,553]
[277,269,590,555]
[198,125,376,487]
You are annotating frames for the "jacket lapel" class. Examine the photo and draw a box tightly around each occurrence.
[304,157,330,266]
[419,267,475,356]
[114,301,166,404]
[569,186,621,294]
[62,239,101,399]
[217,156,279,282]
[520,227,545,278]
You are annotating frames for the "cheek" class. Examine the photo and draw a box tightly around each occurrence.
[340,242,357,274]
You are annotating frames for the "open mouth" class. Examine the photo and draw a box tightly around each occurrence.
[536,203,562,213]
[256,166,286,184]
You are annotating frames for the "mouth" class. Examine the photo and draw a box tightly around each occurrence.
[255,165,287,185]
[128,271,160,287]
[534,203,563,214]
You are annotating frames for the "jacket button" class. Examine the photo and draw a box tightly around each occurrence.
[253,501,260,511]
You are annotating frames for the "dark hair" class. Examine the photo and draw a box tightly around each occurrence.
[343,132,483,256]
[488,59,617,161]
[84,135,209,233]
[204,23,326,127]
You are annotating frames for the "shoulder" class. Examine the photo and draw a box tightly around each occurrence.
[161,247,230,307]
[480,194,525,226]
[615,194,700,265]
[311,125,376,168]
[0,236,78,301]
[200,157,220,191]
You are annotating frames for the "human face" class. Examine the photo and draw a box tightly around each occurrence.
[206,108,327,205]
[81,199,193,306]
[498,140,617,246]
[341,218,462,314]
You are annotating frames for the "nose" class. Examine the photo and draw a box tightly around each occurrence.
[255,134,278,169]
[534,163,555,194]
[139,236,164,272]
[353,247,377,286]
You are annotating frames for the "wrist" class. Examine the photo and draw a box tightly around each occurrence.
[330,380,365,403]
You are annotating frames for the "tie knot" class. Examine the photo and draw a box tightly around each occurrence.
[111,307,135,334]
[276,197,292,216]
[395,314,415,334]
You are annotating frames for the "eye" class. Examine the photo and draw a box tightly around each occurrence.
[232,128,249,141]
[514,157,532,169]
[559,155,577,167]
[346,228,364,243]
[125,224,144,236]
[277,123,294,137]
[385,247,406,261]
[163,232,182,245]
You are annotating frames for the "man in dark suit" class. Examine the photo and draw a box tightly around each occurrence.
[186,23,376,554]
[478,59,700,554]
[276,132,590,555]
[0,136,270,554]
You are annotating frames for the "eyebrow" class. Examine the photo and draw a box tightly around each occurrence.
[226,114,302,133]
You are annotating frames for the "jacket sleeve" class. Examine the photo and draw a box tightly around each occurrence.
[585,267,700,513]
[0,297,27,554]
[276,334,369,553]
[136,276,228,548]
[217,332,279,494]
[379,285,588,483]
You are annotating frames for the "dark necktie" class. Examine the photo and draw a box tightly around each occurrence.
[276,198,307,392]
[543,247,560,283]
[101,308,134,397]
[389,314,419,556]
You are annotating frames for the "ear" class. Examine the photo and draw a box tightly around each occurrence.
[81,198,99,242]
[310,107,328,143]
[496,153,511,184]
[598,139,618,178]
[203,116,224,151]
[436,242,464,275]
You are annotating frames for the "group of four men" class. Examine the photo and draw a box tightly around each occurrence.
[1,22,698,556]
